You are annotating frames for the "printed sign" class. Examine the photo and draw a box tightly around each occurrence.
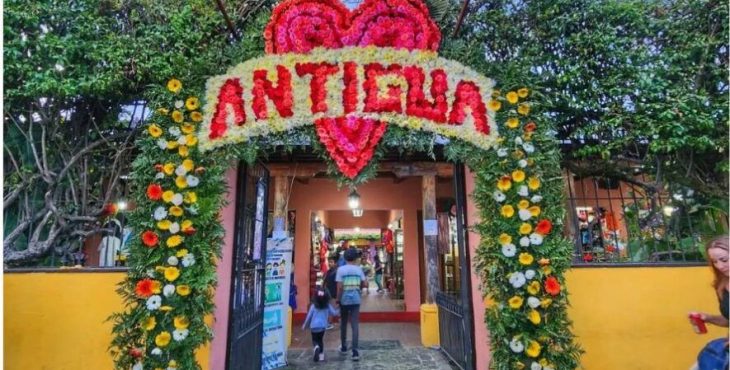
[261,238,293,369]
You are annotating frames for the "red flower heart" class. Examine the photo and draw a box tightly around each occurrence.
[314,116,387,178]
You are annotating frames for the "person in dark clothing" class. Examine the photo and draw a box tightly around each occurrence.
[323,255,339,330]
[374,254,384,293]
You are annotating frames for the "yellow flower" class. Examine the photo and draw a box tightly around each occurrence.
[190,111,203,122]
[497,177,512,191]
[539,359,550,367]
[542,266,553,275]
[162,190,175,203]
[491,89,501,98]
[184,192,197,204]
[159,306,174,312]
[185,97,200,111]
[176,249,189,258]
[501,205,515,218]
[519,253,534,266]
[167,79,182,93]
[171,110,184,123]
[527,310,541,325]
[181,123,195,135]
[487,100,502,111]
[167,235,183,248]
[512,150,525,159]
[518,88,529,98]
[182,159,194,172]
[528,177,541,190]
[169,206,184,217]
[157,108,169,116]
[518,103,530,116]
[174,316,190,329]
[185,134,198,146]
[176,285,191,296]
[516,362,526,370]
[163,163,175,176]
[151,280,162,294]
[175,176,188,189]
[155,331,172,347]
[178,145,189,157]
[506,91,519,104]
[527,281,541,295]
[169,360,178,368]
[142,316,157,331]
[148,124,163,138]
[498,233,512,245]
[157,220,172,230]
[528,206,541,217]
[519,223,533,235]
[164,266,181,282]
[518,200,530,209]
[506,118,520,129]
[512,170,526,183]
[525,340,542,358]
[540,298,553,308]
[508,296,524,309]
[181,220,193,231]
[166,141,179,150]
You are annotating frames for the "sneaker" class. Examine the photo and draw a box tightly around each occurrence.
[313,346,321,362]
[352,349,360,361]
[339,346,348,355]
[326,324,334,330]
[319,352,325,362]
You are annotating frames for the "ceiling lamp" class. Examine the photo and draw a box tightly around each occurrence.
[353,208,364,217]
[348,189,360,209]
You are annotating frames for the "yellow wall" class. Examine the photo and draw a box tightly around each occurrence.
[3,272,209,370]
[567,266,727,370]
[4,267,726,370]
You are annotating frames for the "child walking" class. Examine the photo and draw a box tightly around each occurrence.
[302,289,339,362]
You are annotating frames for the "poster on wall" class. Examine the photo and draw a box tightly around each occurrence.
[261,237,293,369]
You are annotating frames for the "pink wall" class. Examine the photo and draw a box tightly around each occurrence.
[288,177,423,313]
[465,168,490,370]
[323,210,391,230]
[210,166,238,370]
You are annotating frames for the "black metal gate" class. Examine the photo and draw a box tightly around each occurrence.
[436,164,475,370]
[226,162,270,370]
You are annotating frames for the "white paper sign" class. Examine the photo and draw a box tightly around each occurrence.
[423,219,439,236]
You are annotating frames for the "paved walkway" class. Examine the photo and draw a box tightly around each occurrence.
[283,345,457,370]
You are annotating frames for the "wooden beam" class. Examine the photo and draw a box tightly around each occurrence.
[422,174,439,303]
[273,176,290,233]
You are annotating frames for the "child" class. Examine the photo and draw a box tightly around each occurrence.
[302,289,339,362]
[336,248,366,361]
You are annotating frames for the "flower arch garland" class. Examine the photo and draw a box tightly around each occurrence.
[110,1,582,369]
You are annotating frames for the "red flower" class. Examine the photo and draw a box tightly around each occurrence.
[524,121,537,133]
[141,231,159,247]
[535,219,553,235]
[545,276,561,296]
[146,184,163,201]
[128,347,144,359]
[101,203,117,217]
[154,164,164,172]
[583,253,594,262]
[135,278,155,298]
[183,226,197,236]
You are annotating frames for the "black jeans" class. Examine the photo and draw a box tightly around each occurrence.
[340,304,361,351]
[311,330,325,349]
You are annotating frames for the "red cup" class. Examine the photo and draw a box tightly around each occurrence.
[689,313,708,334]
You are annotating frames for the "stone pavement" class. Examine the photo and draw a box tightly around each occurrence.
[282,342,459,370]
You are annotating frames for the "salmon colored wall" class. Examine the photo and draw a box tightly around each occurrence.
[323,209,391,230]
[288,177,423,313]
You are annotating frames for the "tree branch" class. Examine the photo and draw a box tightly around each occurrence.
[215,0,240,41]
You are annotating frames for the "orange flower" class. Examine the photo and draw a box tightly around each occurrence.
[135,278,155,298]
[535,219,553,235]
[497,176,512,191]
[142,231,159,247]
[524,122,537,133]
[147,184,163,201]
[545,276,561,296]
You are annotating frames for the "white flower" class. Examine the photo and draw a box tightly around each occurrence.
[518,159,528,168]
[132,362,144,370]
[163,284,176,297]
[171,193,184,206]
[531,362,542,370]
[493,190,506,203]
[531,195,543,203]
[501,244,516,257]
[519,209,532,221]
[529,233,544,246]
[175,165,188,177]
[514,137,524,145]
[151,348,162,356]
[146,295,162,311]
[544,367,554,370]
[169,222,180,234]
[523,142,535,153]
[186,175,199,187]
[174,100,184,109]
[509,337,525,353]
[497,148,508,157]
[518,186,530,197]
[527,296,541,308]
[182,254,196,267]
[173,329,189,341]
[167,256,179,266]
[155,172,165,180]
[509,272,526,288]
[525,269,536,280]
[157,139,168,150]
[146,269,156,278]
[520,237,531,247]
[169,126,181,137]
[177,135,187,145]
[154,207,168,221]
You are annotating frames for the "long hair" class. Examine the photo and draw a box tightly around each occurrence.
[312,288,329,310]
[706,235,729,297]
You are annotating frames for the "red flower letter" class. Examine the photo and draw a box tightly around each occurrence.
[210,78,246,139]
[448,81,489,134]
[252,65,294,120]
[363,63,404,114]
[404,66,448,123]
[295,62,340,114]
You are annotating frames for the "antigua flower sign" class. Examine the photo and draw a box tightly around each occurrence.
[112,0,582,369]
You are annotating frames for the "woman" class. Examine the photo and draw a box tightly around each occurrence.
[689,235,729,370]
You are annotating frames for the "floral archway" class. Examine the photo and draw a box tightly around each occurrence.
[111,1,582,369]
